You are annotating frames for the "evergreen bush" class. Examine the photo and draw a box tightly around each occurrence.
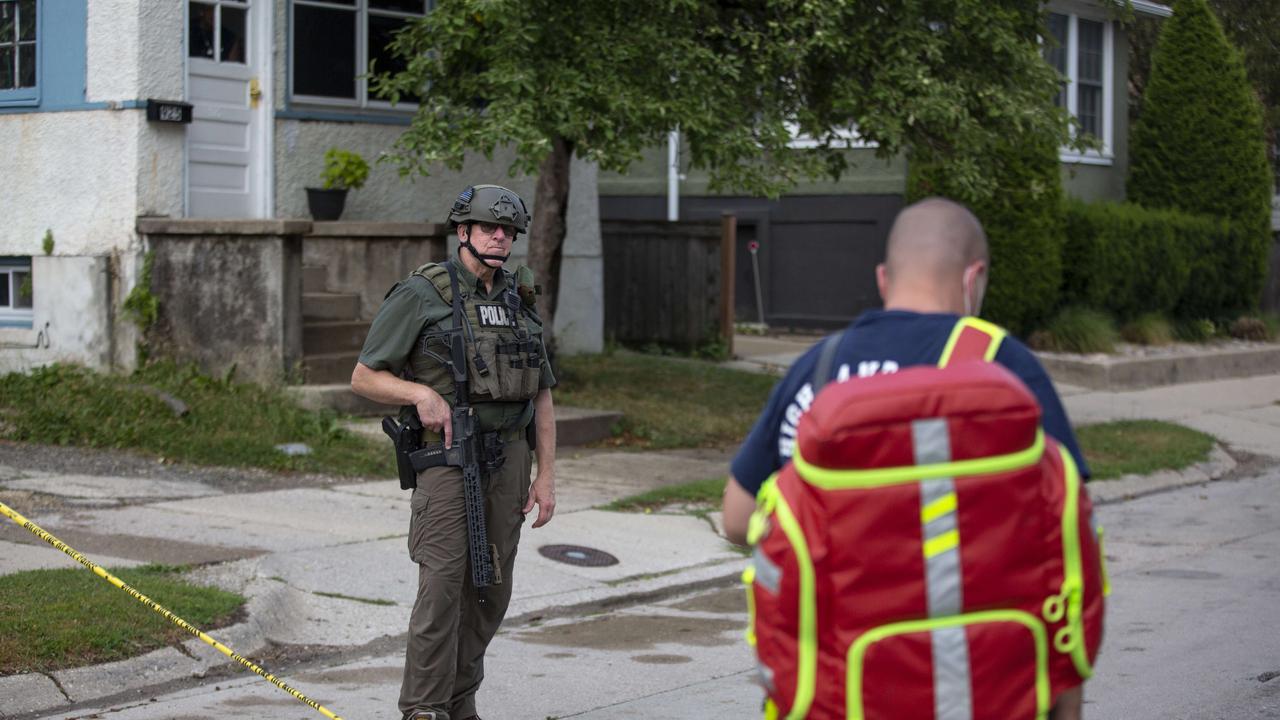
[908,134,1064,336]
[1128,0,1272,313]
[1060,199,1230,320]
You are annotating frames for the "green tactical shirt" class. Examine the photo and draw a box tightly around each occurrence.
[358,253,556,432]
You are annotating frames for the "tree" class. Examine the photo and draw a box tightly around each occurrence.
[373,0,1073,346]
[1130,0,1280,146]
[1128,0,1273,314]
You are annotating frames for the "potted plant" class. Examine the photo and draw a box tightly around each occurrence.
[306,147,370,221]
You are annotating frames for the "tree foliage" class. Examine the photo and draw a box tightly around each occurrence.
[373,0,1075,342]
[1128,0,1272,313]
[909,130,1065,335]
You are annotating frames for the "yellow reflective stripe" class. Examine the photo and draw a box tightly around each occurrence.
[1098,524,1112,597]
[923,529,959,559]
[764,699,780,720]
[1056,446,1094,679]
[936,316,1008,367]
[773,493,817,719]
[965,316,1009,362]
[937,320,968,368]
[742,566,758,646]
[921,492,958,524]
[795,429,1044,489]
[747,474,780,545]
[846,610,1052,720]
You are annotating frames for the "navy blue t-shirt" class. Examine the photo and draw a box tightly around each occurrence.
[730,310,1090,496]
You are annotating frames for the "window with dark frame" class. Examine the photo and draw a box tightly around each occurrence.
[0,0,36,92]
[189,1,248,65]
[291,0,427,107]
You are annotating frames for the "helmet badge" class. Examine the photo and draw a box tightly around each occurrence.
[490,193,520,223]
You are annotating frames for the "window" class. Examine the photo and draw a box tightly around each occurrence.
[0,0,38,106]
[1045,11,1113,164]
[0,258,33,327]
[189,1,249,65]
[290,0,428,109]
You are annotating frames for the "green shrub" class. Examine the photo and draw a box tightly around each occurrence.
[1173,317,1217,342]
[908,134,1064,336]
[1059,199,1237,321]
[1128,0,1272,313]
[1032,307,1118,354]
[1121,313,1175,345]
[321,148,370,191]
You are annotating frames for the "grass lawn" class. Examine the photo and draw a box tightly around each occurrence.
[0,362,393,478]
[603,476,727,512]
[1076,419,1216,480]
[556,352,776,449]
[602,419,1215,512]
[0,564,244,675]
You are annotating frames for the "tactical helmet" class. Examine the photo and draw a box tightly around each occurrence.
[447,184,531,234]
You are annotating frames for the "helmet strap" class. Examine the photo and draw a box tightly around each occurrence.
[460,225,510,266]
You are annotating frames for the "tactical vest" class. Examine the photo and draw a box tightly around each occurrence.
[745,317,1109,720]
[407,260,544,411]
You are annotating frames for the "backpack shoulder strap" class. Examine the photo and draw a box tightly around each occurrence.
[811,331,845,393]
[411,262,454,305]
[937,317,1008,367]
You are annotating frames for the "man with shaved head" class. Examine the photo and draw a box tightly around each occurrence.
[725,197,1092,717]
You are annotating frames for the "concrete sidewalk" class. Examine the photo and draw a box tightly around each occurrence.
[1,334,1278,719]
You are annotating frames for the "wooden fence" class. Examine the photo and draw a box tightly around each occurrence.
[602,219,734,353]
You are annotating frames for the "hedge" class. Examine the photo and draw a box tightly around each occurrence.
[1061,199,1234,320]
[908,134,1065,336]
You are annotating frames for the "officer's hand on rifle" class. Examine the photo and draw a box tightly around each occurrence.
[413,386,454,447]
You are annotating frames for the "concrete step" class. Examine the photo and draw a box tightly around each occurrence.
[302,352,359,384]
[302,266,328,294]
[286,383,397,417]
[284,385,623,447]
[303,292,361,322]
[303,320,372,355]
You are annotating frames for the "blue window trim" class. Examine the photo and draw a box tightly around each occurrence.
[0,0,41,107]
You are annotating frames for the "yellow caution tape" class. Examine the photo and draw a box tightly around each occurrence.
[0,500,344,720]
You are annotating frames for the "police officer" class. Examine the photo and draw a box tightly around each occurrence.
[351,184,557,720]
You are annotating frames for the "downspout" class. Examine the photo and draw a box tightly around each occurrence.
[667,129,680,222]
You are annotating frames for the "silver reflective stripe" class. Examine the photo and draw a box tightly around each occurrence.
[754,661,776,691]
[932,625,973,720]
[912,418,951,465]
[916,418,972,717]
[752,546,782,595]
[921,478,963,617]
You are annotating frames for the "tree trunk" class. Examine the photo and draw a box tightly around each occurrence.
[526,135,574,354]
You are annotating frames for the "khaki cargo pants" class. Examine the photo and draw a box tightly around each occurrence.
[398,440,530,720]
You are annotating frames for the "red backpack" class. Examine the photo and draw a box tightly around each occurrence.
[744,318,1108,719]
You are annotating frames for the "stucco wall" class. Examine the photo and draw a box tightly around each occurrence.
[0,256,114,373]
[0,111,141,255]
[274,120,538,222]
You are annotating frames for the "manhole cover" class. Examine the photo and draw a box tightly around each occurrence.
[538,544,619,567]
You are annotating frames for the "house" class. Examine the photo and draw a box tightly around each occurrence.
[598,0,1175,330]
[0,0,604,382]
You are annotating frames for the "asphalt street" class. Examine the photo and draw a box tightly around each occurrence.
[29,464,1280,720]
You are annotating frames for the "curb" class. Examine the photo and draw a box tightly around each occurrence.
[1089,444,1238,505]
[1038,344,1280,391]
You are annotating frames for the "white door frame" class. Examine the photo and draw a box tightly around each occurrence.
[183,0,274,219]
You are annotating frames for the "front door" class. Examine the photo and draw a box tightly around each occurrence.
[186,0,267,218]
